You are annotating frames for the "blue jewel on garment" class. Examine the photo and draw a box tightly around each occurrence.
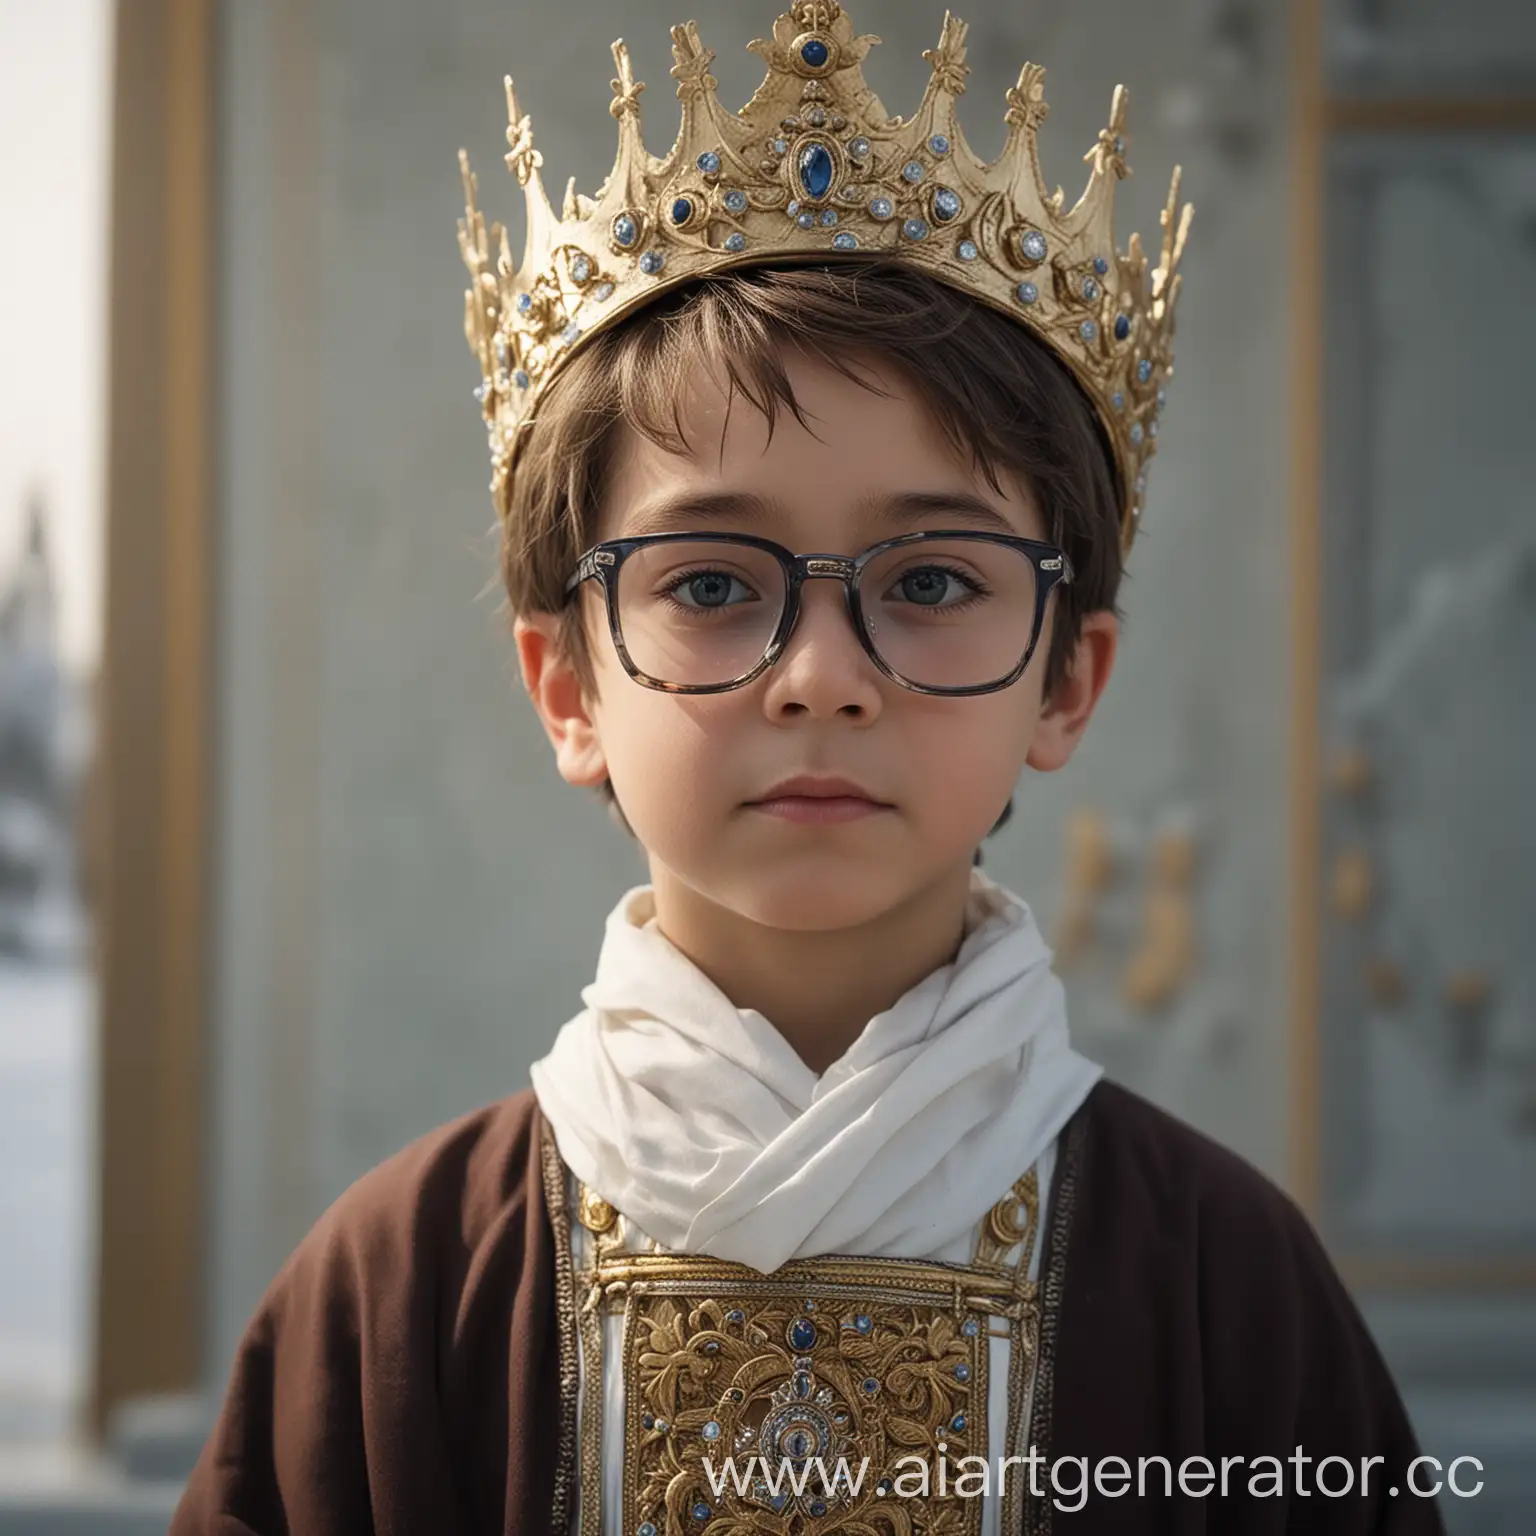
[726,1308,745,1323]
[612,213,638,247]
[929,133,951,155]
[693,1502,712,1522]
[696,150,720,175]
[962,1317,981,1337]
[638,1524,657,1536]
[642,1413,655,1428]
[861,1376,879,1394]
[832,231,858,250]
[724,188,748,214]
[1114,314,1131,340]
[671,196,693,225]
[1094,255,1110,275]
[1136,357,1154,383]
[789,1317,817,1350]
[800,37,830,68]
[809,1499,829,1517]
[954,1362,970,1381]
[701,1420,721,1441]
[951,1412,967,1431]
[854,1313,873,1333]
[791,1371,814,1401]
[797,142,835,200]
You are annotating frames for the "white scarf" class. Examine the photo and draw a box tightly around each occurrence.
[530,867,1102,1273]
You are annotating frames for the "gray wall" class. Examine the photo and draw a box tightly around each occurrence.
[207,0,1298,1380]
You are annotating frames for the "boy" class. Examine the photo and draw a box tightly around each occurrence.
[172,4,1443,1532]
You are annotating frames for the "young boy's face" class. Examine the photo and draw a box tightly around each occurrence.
[516,348,1116,935]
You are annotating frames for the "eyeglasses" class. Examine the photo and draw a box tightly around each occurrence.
[561,530,1074,696]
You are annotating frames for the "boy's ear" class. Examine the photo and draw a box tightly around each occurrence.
[1024,609,1119,773]
[512,612,610,789]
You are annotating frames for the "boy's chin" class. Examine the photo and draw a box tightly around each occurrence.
[706,860,942,935]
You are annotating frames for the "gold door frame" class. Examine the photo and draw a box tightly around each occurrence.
[1288,0,1536,1292]
[91,0,215,1429]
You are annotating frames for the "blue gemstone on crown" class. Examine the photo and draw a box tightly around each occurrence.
[516,293,533,313]
[593,281,615,301]
[1082,276,1101,300]
[1021,230,1048,263]
[1016,281,1038,305]
[848,135,870,159]
[1157,386,1168,407]
[933,188,962,221]
[1111,391,1125,411]
[1080,319,1099,341]
[701,1420,721,1441]
[903,217,929,241]
[562,321,582,344]
[1094,255,1110,275]
[800,37,830,68]
[724,232,746,252]
[902,160,925,183]
[639,250,665,275]
[671,196,693,225]
[771,137,788,155]
[789,1317,817,1350]
[853,1313,872,1332]
[613,214,638,247]
[723,188,748,214]
[958,239,978,260]
[929,133,951,155]
[832,231,858,250]
[513,369,529,390]
[821,208,838,226]
[1114,314,1131,340]
[962,1317,981,1336]
[1136,358,1154,383]
[869,196,894,219]
[798,142,835,200]
[1130,422,1144,445]
[806,106,827,127]
[696,150,720,175]
[797,211,816,229]
[638,1524,657,1536]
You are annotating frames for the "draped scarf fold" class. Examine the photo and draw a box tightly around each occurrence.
[531,868,1102,1272]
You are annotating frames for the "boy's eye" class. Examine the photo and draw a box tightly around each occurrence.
[662,567,760,609]
[883,563,985,608]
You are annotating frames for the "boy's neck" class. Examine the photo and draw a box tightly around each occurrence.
[645,862,976,1076]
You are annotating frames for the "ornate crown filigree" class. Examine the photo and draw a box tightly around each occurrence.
[458,1,1193,558]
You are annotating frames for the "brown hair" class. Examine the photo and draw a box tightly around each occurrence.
[501,259,1125,837]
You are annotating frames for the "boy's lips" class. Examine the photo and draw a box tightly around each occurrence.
[746,773,890,806]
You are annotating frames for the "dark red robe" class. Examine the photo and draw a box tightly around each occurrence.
[170,1081,1445,1533]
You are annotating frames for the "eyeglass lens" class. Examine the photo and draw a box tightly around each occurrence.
[613,537,1040,689]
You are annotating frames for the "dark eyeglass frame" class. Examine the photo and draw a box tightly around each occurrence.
[561,529,1075,697]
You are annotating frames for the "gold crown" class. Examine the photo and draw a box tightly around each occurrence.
[457,1,1193,558]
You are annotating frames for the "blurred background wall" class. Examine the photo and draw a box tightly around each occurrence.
[0,0,1532,1530]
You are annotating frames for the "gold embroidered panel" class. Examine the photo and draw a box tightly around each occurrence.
[572,1173,1042,1536]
